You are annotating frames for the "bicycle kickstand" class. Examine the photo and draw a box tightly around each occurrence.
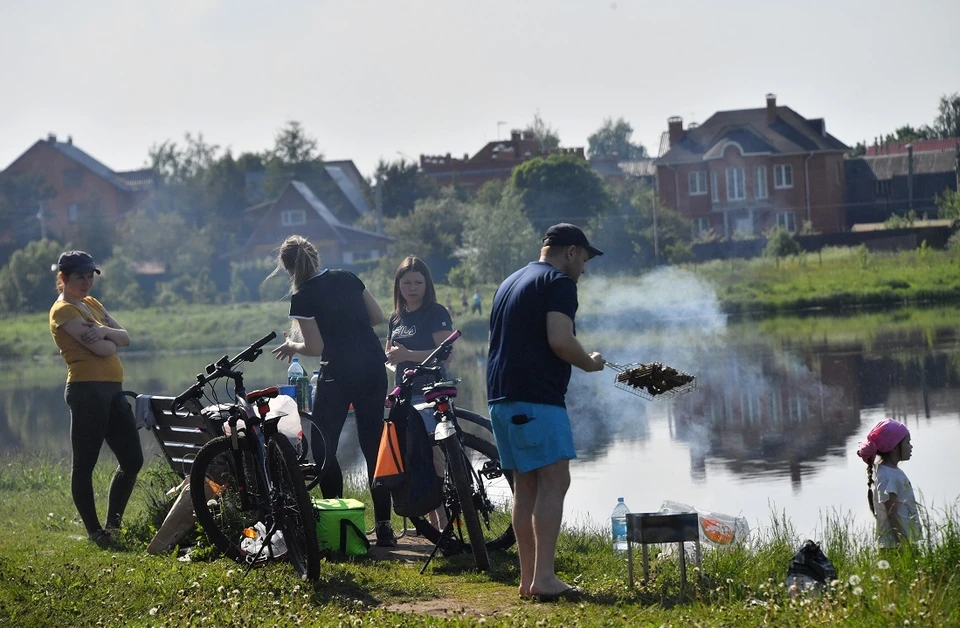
[420,520,457,575]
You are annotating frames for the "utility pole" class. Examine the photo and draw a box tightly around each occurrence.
[374,176,383,235]
[497,121,507,140]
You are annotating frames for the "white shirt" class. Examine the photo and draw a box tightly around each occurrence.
[873,463,921,548]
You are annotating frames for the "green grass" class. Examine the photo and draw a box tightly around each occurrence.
[2,455,957,626]
[688,246,960,315]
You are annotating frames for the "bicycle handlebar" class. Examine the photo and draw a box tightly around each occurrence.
[171,331,277,412]
[387,329,462,406]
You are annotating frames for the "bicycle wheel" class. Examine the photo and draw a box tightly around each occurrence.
[411,430,515,552]
[442,434,491,570]
[267,434,321,581]
[190,434,269,563]
[298,411,327,492]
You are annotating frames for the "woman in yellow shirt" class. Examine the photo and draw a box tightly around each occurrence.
[48,251,142,547]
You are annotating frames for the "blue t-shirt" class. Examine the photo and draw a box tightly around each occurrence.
[388,302,453,386]
[486,262,579,407]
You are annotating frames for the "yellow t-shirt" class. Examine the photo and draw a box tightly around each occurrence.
[49,297,124,382]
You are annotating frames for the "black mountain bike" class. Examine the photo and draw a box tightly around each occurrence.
[176,332,321,581]
[388,330,515,571]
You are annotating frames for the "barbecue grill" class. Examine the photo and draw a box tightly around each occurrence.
[605,361,697,400]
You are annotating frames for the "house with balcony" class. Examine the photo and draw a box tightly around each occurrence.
[655,95,850,239]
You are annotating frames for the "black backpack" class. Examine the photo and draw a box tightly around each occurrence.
[786,540,838,585]
[373,396,443,518]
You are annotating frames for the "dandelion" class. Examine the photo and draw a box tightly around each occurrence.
[887,603,896,612]
[149,608,159,616]
[217,586,225,593]
[853,587,863,596]
[226,569,236,577]
[848,574,861,586]
[877,559,890,570]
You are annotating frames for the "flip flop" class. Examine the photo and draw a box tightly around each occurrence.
[532,586,586,603]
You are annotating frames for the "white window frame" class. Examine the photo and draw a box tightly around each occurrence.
[688,171,707,196]
[710,171,718,202]
[774,164,794,189]
[776,211,796,232]
[68,203,79,224]
[280,209,306,226]
[755,166,768,199]
[726,167,746,201]
[692,217,711,238]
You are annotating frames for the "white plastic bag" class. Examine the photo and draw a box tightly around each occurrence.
[239,522,288,561]
[210,395,303,452]
[658,500,750,548]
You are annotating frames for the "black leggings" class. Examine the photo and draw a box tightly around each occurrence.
[313,364,389,521]
[65,382,144,536]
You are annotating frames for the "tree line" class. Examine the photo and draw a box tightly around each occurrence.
[0,115,687,315]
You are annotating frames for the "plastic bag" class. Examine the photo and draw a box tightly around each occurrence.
[658,500,750,547]
[239,521,288,562]
[785,540,838,597]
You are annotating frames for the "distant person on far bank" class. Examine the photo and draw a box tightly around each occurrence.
[471,289,482,315]
[49,250,142,548]
[487,223,606,602]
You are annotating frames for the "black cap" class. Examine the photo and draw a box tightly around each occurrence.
[542,223,604,258]
[57,250,101,275]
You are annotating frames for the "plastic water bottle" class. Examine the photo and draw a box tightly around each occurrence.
[611,497,630,553]
[287,358,309,412]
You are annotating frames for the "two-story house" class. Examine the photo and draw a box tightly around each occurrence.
[1,134,154,245]
[656,95,850,239]
[420,129,586,189]
[239,181,393,265]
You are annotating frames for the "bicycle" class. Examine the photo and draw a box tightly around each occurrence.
[175,332,322,581]
[386,330,515,571]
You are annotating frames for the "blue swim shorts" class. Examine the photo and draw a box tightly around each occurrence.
[488,401,576,473]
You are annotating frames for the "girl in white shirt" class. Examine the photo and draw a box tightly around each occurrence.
[856,419,921,549]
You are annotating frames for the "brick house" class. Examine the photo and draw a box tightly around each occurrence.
[420,129,586,189]
[239,181,393,264]
[655,95,850,239]
[845,138,959,225]
[0,134,154,246]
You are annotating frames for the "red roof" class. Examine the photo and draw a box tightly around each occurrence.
[865,137,960,156]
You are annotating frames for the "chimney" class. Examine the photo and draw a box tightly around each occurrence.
[511,129,521,143]
[667,116,683,146]
[521,130,534,141]
[907,144,914,211]
[766,93,777,124]
[67,135,73,145]
[47,132,57,143]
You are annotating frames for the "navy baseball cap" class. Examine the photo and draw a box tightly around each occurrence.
[57,250,101,275]
[542,223,604,258]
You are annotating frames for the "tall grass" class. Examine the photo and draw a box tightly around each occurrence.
[2,454,957,626]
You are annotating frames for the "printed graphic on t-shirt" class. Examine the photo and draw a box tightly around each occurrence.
[392,319,448,343]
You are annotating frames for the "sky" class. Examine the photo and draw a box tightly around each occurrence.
[2,0,958,180]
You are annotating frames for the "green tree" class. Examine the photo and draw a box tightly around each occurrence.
[373,158,439,218]
[462,193,537,283]
[383,194,467,260]
[508,153,614,229]
[0,239,62,313]
[527,112,561,152]
[933,92,960,139]
[763,227,803,268]
[936,189,960,221]
[587,117,648,159]
[97,249,145,310]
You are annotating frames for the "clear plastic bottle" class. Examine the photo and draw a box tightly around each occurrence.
[287,358,309,412]
[611,497,630,553]
[287,358,305,385]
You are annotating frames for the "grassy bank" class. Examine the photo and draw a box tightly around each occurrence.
[1,455,957,626]
[691,245,960,315]
[0,289,493,361]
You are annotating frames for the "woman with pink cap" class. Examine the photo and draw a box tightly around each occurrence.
[856,419,921,548]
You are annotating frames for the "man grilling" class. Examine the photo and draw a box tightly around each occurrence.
[487,223,606,602]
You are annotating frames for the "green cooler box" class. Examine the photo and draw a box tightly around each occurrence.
[311,497,370,556]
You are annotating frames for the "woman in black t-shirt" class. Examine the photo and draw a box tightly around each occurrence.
[270,236,395,546]
[385,257,453,385]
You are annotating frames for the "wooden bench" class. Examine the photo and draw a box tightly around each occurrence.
[125,393,224,477]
